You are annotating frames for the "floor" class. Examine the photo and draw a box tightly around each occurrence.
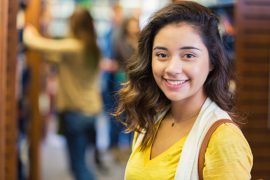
[41,113,128,180]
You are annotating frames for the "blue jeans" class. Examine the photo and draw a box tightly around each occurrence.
[101,72,132,148]
[101,72,119,148]
[62,111,96,180]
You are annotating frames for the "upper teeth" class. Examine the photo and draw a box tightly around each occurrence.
[166,80,186,85]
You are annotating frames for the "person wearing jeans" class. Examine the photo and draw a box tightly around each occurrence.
[61,111,96,180]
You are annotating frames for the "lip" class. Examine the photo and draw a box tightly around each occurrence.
[163,78,189,90]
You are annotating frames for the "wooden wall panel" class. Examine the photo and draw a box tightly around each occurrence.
[0,0,8,179]
[0,0,17,179]
[235,0,270,179]
[5,0,18,179]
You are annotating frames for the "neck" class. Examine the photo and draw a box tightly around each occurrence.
[171,95,207,123]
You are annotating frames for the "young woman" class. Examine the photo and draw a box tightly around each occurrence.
[24,6,102,180]
[114,1,253,179]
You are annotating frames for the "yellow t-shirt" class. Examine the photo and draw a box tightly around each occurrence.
[125,123,253,180]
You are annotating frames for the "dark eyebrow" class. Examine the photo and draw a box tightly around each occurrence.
[180,46,201,51]
[153,46,168,51]
[153,46,201,51]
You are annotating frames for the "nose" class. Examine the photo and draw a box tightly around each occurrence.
[165,55,182,76]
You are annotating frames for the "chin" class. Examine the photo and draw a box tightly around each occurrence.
[164,93,187,102]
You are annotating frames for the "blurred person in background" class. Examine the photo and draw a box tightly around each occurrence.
[98,4,123,156]
[98,3,140,162]
[108,16,140,161]
[24,6,104,180]
[113,16,140,73]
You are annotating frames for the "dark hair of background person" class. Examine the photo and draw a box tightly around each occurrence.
[69,6,101,68]
[120,16,139,37]
[115,16,139,70]
[114,1,237,150]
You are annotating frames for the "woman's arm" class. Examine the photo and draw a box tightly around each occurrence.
[203,123,253,180]
[23,25,83,54]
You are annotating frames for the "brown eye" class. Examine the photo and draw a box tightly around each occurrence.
[185,54,194,58]
[156,52,168,59]
[182,53,196,60]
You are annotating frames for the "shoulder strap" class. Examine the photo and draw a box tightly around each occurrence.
[198,119,237,180]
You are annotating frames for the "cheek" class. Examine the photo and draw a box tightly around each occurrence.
[188,62,210,79]
[194,64,210,81]
[152,61,162,81]
[151,60,159,75]
[152,61,163,75]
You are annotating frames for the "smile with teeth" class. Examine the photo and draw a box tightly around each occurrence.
[165,79,187,85]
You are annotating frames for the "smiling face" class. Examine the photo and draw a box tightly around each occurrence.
[152,22,211,103]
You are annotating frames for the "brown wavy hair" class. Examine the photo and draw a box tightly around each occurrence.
[69,6,101,68]
[114,1,236,150]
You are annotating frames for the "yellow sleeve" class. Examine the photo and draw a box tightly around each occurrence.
[203,123,253,180]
